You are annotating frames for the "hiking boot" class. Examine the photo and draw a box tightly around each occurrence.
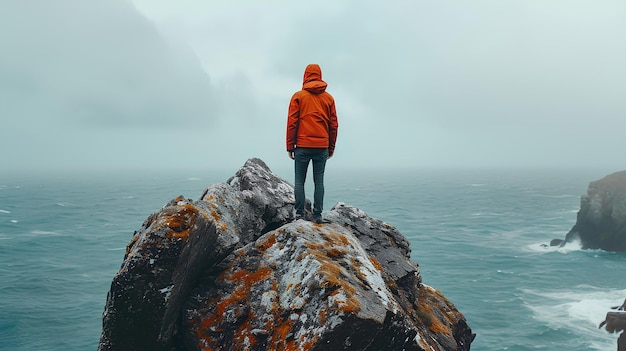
[312,214,323,224]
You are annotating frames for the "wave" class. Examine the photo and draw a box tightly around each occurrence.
[55,202,75,207]
[469,212,504,218]
[0,209,10,214]
[526,238,583,254]
[107,247,126,251]
[532,194,579,199]
[29,230,63,236]
[522,286,626,350]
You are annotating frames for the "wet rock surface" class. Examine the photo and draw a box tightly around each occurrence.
[553,170,626,251]
[599,300,626,351]
[98,158,474,351]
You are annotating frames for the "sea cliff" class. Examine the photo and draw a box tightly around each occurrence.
[98,158,474,351]
[553,170,626,251]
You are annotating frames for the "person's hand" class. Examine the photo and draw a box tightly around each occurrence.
[288,151,294,160]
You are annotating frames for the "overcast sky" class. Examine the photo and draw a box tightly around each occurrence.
[2,0,625,174]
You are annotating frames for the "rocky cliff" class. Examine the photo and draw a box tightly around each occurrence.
[98,158,474,351]
[553,171,626,251]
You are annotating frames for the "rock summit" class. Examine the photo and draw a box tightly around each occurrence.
[98,158,474,351]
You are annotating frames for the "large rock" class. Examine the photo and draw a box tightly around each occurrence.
[556,171,626,251]
[599,300,626,351]
[98,158,474,351]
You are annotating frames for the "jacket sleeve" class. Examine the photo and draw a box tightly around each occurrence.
[328,100,338,156]
[286,94,300,152]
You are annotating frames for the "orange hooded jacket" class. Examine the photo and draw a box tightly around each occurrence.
[286,64,338,156]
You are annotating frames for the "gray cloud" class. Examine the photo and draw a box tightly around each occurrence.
[260,1,626,168]
[0,0,215,130]
[3,0,626,173]
[270,1,626,127]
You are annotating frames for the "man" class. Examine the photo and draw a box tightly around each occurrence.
[286,64,338,223]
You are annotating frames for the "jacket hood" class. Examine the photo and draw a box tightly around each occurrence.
[302,64,327,94]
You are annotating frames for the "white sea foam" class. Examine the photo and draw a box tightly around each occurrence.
[522,287,626,350]
[0,209,10,214]
[470,211,503,218]
[30,230,61,236]
[533,194,579,199]
[526,238,583,254]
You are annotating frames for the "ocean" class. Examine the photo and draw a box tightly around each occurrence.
[1,166,624,350]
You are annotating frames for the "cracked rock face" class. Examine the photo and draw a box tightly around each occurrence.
[558,171,626,251]
[98,158,474,351]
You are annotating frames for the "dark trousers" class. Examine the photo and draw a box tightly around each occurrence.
[294,148,328,216]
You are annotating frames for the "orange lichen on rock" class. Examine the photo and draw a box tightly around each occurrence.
[323,230,350,246]
[219,267,273,319]
[349,257,372,290]
[232,311,259,348]
[298,336,315,351]
[194,264,275,350]
[271,318,296,351]
[417,285,457,337]
[428,317,450,335]
[418,297,449,335]
[304,241,323,251]
[317,307,328,325]
[326,247,346,258]
[210,209,221,222]
[228,266,272,285]
[320,230,349,258]
[163,203,198,240]
[256,232,277,251]
[194,259,314,351]
[192,224,406,350]
[305,233,360,314]
[203,198,230,232]
[369,257,383,272]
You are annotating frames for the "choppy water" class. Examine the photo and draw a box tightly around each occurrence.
[1,167,624,350]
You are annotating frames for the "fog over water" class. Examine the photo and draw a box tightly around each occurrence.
[2,0,625,174]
